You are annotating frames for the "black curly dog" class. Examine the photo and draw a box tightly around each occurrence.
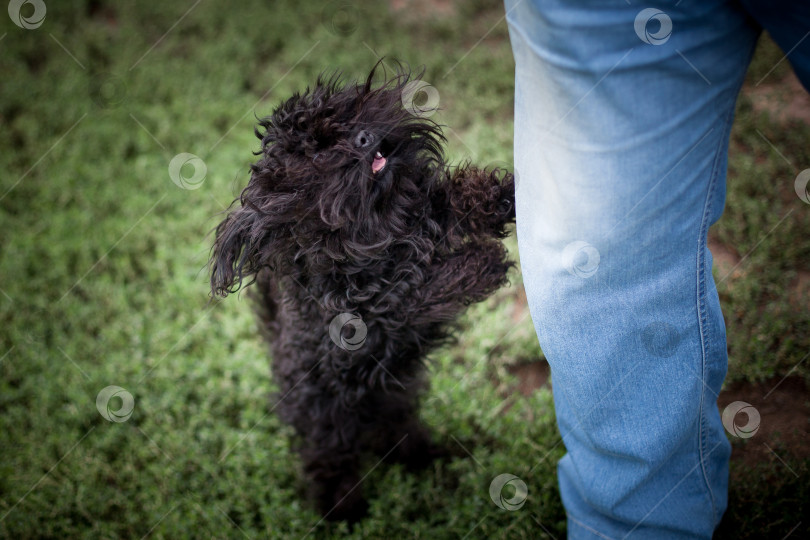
[210,66,515,522]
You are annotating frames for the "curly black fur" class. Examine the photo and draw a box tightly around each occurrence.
[210,65,516,522]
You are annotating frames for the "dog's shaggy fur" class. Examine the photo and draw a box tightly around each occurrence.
[210,66,515,522]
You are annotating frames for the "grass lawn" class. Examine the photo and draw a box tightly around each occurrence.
[1,1,807,538]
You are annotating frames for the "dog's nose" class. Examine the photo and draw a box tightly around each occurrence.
[353,130,375,149]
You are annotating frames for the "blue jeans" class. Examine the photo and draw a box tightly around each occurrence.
[506,1,809,538]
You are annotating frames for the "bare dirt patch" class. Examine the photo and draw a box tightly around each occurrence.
[719,376,809,466]
[709,235,743,284]
[507,360,550,396]
[747,70,810,125]
[390,0,456,18]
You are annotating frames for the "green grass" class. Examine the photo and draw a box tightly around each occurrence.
[0,1,807,538]
[718,94,810,384]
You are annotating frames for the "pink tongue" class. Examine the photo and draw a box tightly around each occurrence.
[372,155,387,173]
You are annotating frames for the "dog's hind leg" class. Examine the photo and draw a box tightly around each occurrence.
[303,447,368,523]
[285,390,369,523]
[363,386,455,471]
[377,416,447,470]
[250,269,281,338]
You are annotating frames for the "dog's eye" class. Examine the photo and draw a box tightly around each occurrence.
[313,133,337,150]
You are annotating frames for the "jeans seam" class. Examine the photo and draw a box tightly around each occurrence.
[695,103,737,524]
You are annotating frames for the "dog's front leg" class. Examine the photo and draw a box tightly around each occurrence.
[434,165,516,247]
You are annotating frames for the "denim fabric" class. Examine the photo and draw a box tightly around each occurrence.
[506,1,807,538]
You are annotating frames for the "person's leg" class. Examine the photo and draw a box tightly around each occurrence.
[505,1,759,538]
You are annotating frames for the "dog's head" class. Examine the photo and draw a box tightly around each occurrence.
[210,65,446,297]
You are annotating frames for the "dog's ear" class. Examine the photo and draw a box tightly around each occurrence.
[210,200,278,297]
[210,205,261,297]
[210,182,305,297]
